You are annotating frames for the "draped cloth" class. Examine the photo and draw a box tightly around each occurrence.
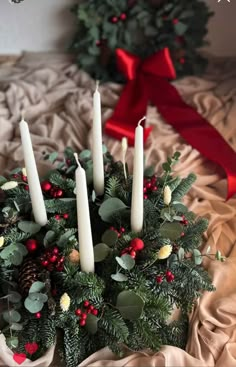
[0,52,236,367]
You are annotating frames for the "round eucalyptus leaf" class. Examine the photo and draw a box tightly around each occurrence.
[10,323,23,331]
[193,249,202,265]
[29,281,45,294]
[160,222,183,241]
[3,310,21,323]
[79,149,91,160]
[116,255,135,271]
[6,336,19,349]
[18,221,41,234]
[99,198,127,222]
[116,290,144,320]
[10,251,23,266]
[101,229,118,247]
[178,248,185,261]
[8,291,22,303]
[94,243,110,262]
[111,273,128,282]
[85,314,98,334]
[24,297,44,313]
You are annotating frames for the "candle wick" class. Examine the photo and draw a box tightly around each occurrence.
[95,80,100,91]
[21,111,25,121]
[74,153,81,168]
[138,116,146,126]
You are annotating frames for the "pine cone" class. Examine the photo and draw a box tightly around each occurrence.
[18,258,39,295]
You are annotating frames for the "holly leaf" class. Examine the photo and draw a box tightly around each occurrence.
[116,290,144,320]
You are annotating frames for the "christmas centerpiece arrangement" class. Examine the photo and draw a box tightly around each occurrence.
[0,86,222,367]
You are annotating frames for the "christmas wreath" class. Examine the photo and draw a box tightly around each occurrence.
[70,0,213,81]
[0,147,221,367]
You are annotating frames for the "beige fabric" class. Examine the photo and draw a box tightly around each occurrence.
[0,52,236,366]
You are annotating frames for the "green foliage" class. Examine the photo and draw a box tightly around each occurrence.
[70,0,213,81]
[0,148,216,367]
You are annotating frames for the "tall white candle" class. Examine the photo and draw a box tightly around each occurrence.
[19,119,47,226]
[92,81,104,196]
[74,154,95,273]
[131,117,145,232]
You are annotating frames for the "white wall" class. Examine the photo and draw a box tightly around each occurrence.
[0,0,235,56]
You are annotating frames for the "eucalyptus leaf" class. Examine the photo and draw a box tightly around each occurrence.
[10,251,23,266]
[24,297,44,313]
[18,221,41,234]
[8,291,22,303]
[91,190,96,202]
[206,246,211,254]
[177,248,185,261]
[85,165,93,185]
[99,198,127,222]
[29,281,45,294]
[168,254,178,267]
[48,152,58,163]
[193,249,202,265]
[79,150,91,160]
[58,229,76,247]
[85,314,98,335]
[10,323,23,331]
[101,229,118,247]
[144,166,155,177]
[94,243,110,262]
[16,243,28,256]
[3,310,21,323]
[6,336,19,349]
[0,244,16,259]
[160,222,183,241]
[116,290,144,320]
[0,176,7,185]
[111,273,128,282]
[116,255,135,271]
[44,230,56,247]
[102,145,107,154]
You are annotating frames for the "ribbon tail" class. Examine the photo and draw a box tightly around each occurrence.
[147,76,236,200]
[105,78,151,145]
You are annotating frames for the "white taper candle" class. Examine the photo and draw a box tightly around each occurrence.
[74,154,95,273]
[19,118,47,226]
[92,81,104,196]
[131,117,145,232]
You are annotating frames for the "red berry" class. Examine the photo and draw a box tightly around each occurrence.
[59,256,65,263]
[84,300,90,308]
[96,40,102,47]
[24,185,29,191]
[166,270,172,277]
[51,289,57,296]
[56,265,64,272]
[121,249,128,255]
[41,260,49,267]
[79,319,86,326]
[143,187,147,193]
[152,186,158,191]
[53,247,59,255]
[63,213,69,219]
[181,232,185,237]
[179,57,185,65]
[151,176,156,184]
[111,16,118,23]
[22,175,27,182]
[120,13,127,21]
[87,309,91,314]
[56,189,63,197]
[144,194,148,200]
[173,18,179,24]
[75,309,82,316]
[35,312,41,319]
[110,226,115,231]
[49,255,57,263]
[41,181,52,192]
[146,182,152,189]
[55,214,61,220]
[66,159,71,166]
[26,239,38,252]
[92,309,98,316]
[13,174,19,179]
[183,219,188,225]
[130,250,136,258]
[89,305,94,311]
[120,227,125,233]
[130,238,145,251]
[167,274,175,282]
[156,275,163,284]
[81,313,87,320]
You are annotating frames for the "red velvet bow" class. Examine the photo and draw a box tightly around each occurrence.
[105,48,236,199]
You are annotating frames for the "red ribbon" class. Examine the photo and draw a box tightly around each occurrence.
[105,48,236,199]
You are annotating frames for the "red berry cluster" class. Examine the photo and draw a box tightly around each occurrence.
[55,213,69,221]
[110,13,127,24]
[41,181,64,198]
[121,238,144,259]
[181,215,188,226]
[156,270,175,284]
[12,172,29,190]
[75,300,98,327]
[143,176,158,200]
[110,226,125,238]
[40,246,64,272]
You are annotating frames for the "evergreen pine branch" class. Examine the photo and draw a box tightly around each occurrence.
[172,173,197,201]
